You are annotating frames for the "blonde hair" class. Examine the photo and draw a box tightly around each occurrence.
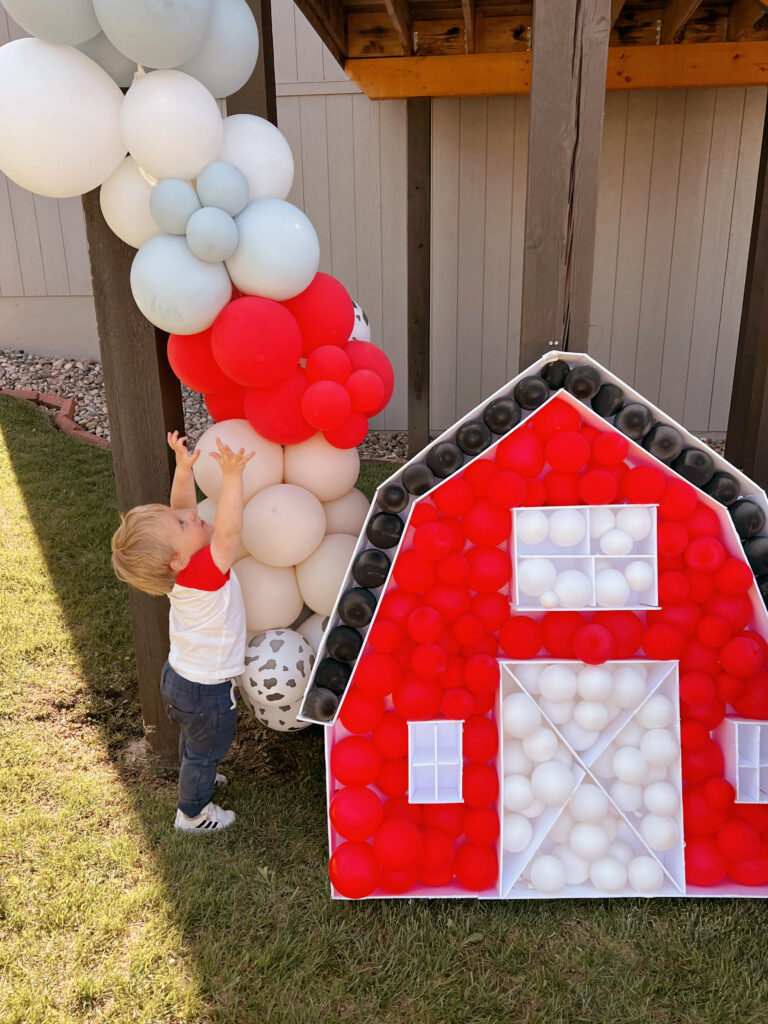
[111,503,177,596]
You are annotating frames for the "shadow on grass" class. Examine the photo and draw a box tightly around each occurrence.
[3,394,768,1024]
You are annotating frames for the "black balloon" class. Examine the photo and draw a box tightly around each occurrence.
[565,364,601,400]
[483,396,521,434]
[671,447,715,488]
[427,441,464,478]
[314,658,351,696]
[301,686,339,722]
[456,420,493,456]
[592,383,624,418]
[642,423,684,463]
[352,547,391,588]
[745,536,768,576]
[326,625,363,663]
[614,403,654,440]
[541,359,570,389]
[366,512,404,548]
[514,376,550,410]
[378,482,408,514]
[731,499,766,540]
[338,587,377,628]
[703,471,741,506]
[403,463,436,495]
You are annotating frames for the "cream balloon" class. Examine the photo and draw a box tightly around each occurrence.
[232,558,303,633]
[99,156,161,249]
[283,434,360,502]
[295,611,329,654]
[241,485,326,567]
[323,489,370,535]
[121,70,223,181]
[0,38,125,198]
[192,419,283,502]
[217,114,294,200]
[196,496,247,562]
[295,534,357,616]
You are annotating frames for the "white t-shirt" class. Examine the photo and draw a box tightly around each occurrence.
[168,545,246,684]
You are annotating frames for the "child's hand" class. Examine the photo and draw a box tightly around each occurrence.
[167,431,200,471]
[209,438,255,474]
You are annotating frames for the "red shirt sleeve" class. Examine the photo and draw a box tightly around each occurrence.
[175,546,230,592]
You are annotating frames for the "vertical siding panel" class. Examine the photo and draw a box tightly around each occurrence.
[683,88,745,432]
[325,95,358,296]
[634,90,685,406]
[0,174,23,295]
[58,199,92,296]
[430,100,461,431]
[298,95,331,273]
[322,45,350,83]
[352,95,383,351]
[7,179,46,295]
[294,5,324,81]
[609,90,656,385]
[377,101,408,431]
[271,0,298,84]
[277,96,305,209]
[709,86,767,433]
[455,97,488,422]
[506,96,528,379]
[33,196,70,295]
[589,92,628,367]
[0,10,10,44]
[481,96,514,398]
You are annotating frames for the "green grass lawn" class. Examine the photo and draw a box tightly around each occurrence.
[2,394,768,1024]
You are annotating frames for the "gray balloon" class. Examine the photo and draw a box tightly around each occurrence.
[177,0,258,99]
[3,0,100,44]
[130,234,232,334]
[92,0,212,69]
[186,207,238,263]
[149,179,201,235]
[76,31,138,89]
[195,161,249,217]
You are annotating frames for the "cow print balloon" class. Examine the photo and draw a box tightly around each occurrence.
[237,628,315,731]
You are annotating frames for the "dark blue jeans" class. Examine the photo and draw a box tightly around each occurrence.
[160,662,237,818]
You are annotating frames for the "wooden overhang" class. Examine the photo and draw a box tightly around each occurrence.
[293,0,768,98]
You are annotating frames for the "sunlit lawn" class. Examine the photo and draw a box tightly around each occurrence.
[2,393,768,1023]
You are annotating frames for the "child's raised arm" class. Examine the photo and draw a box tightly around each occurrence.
[209,439,254,574]
[167,431,200,511]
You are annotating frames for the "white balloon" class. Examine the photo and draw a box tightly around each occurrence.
[569,784,609,823]
[569,824,609,862]
[614,721,644,748]
[226,199,319,301]
[539,664,577,702]
[573,701,610,733]
[600,528,634,556]
[612,747,648,785]
[217,114,294,200]
[589,507,615,539]
[616,506,652,542]
[503,774,534,813]
[502,692,541,738]
[4,0,100,44]
[232,557,303,632]
[613,666,647,709]
[539,590,558,609]
[640,728,680,768]
[549,810,575,845]
[516,509,549,547]
[548,509,587,548]
[503,741,532,777]
[323,489,370,535]
[644,781,679,817]
[242,485,326,567]
[627,855,665,893]
[559,722,599,752]
[531,762,573,805]
[590,857,627,894]
[513,662,542,693]
[502,814,533,854]
[608,840,635,866]
[283,434,360,502]
[577,666,613,701]
[177,0,259,99]
[76,31,137,88]
[518,558,557,598]
[0,38,125,198]
[553,844,589,886]
[595,569,631,608]
[553,569,592,608]
[538,697,574,725]
[122,70,223,181]
[192,419,283,502]
[609,780,643,813]
[635,695,675,730]
[296,534,357,615]
[624,559,655,593]
[530,855,566,894]
[522,727,559,763]
[130,234,231,334]
[639,814,679,852]
[100,156,161,249]
[92,0,212,68]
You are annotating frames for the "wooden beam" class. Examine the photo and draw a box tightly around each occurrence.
[345,41,768,99]
[661,0,705,44]
[611,0,626,28]
[407,98,431,458]
[728,0,768,42]
[519,0,610,368]
[227,0,278,124]
[462,0,475,53]
[384,0,412,54]
[291,0,347,63]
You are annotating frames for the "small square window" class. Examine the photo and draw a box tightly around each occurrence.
[408,721,463,803]
[718,719,768,803]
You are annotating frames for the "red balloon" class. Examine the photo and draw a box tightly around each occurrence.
[683,784,728,836]
[541,611,586,659]
[681,737,724,784]
[728,843,768,886]
[345,369,386,416]
[684,837,726,887]
[463,458,498,496]
[680,672,716,706]
[681,719,710,753]
[657,521,689,557]
[243,367,315,444]
[354,652,401,698]
[462,763,499,807]
[487,471,527,509]
[379,589,421,624]
[658,554,685,573]
[329,841,380,898]
[413,522,454,562]
[705,778,736,811]
[463,807,500,846]
[679,638,720,677]
[681,697,726,731]
[685,537,726,572]
[372,713,409,758]
[464,654,499,695]
[410,502,439,526]
[393,550,436,594]
[461,634,498,660]
[531,395,581,436]
[344,340,394,414]
[441,656,466,690]
[441,687,475,719]
[383,798,422,828]
[211,296,301,387]
[300,380,351,431]
[420,863,456,887]
[641,623,685,660]
[440,518,468,554]
[544,430,590,472]
[647,602,700,640]
[367,619,402,654]
[204,385,246,422]
[591,432,629,467]
[463,715,499,762]
[715,558,754,594]
[373,818,423,870]
[339,689,385,734]
[422,803,465,838]
[305,344,352,383]
[716,671,746,705]
[422,585,469,626]
[420,829,455,873]
[472,690,496,716]
[686,505,720,537]
[462,500,511,546]
[379,866,418,894]
[733,802,768,833]
[406,607,444,644]
[411,643,448,681]
[323,411,369,449]
[705,593,753,632]
[376,757,409,797]
[523,478,547,507]
[720,635,765,678]
[452,613,485,645]
[591,611,644,658]
[282,271,354,353]
[496,429,545,477]
[168,328,232,393]
[657,478,698,521]
[731,671,768,719]
[684,569,715,605]
[330,787,384,840]
[623,465,666,503]
[331,736,382,786]
[658,571,690,605]
[472,592,511,631]
[573,624,615,665]
[392,676,441,719]
[543,471,581,506]
[500,616,543,659]
[454,842,498,891]
[465,546,511,592]
[578,470,618,505]
[716,819,761,860]
[437,553,470,586]
[433,477,474,517]
[695,615,732,649]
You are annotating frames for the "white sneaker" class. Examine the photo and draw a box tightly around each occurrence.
[174,802,235,832]
[214,771,228,787]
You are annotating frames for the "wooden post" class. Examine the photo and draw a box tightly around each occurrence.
[725,96,768,486]
[81,190,183,763]
[407,97,431,457]
[227,0,278,124]
[519,0,610,370]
